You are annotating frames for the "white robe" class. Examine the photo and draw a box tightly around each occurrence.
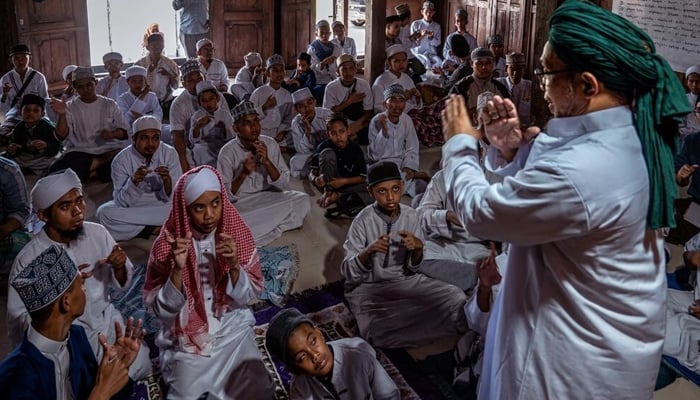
[188,106,235,167]
[134,55,180,102]
[367,112,425,199]
[0,67,49,122]
[64,95,129,155]
[331,36,357,59]
[249,84,294,143]
[416,170,490,291]
[169,89,201,164]
[8,222,152,379]
[289,337,400,400]
[371,71,421,113]
[409,19,442,68]
[96,143,182,241]
[663,232,700,373]
[232,67,264,101]
[200,58,230,91]
[117,90,163,135]
[497,76,533,128]
[289,107,332,178]
[217,135,310,246]
[442,106,666,399]
[322,77,373,124]
[151,230,275,399]
[96,75,129,103]
[342,204,467,348]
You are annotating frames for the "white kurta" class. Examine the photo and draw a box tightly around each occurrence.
[117,90,163,134]
[663,233,700,373]
[367,113,424,199]
[217,135,310,246]
[442,106,666,399]
[232,67,265,101]
[342,204,467,348]
[189,106,235,167]
[409,19,442,68]
[307,40,343,85]
[371,71,421,113]
[289,107,332,178]
[200,58,229,91]
[96,75,129,103]
[0,67,49,122]
[331,36,357,59]
[169,89,201,163]
[416,170,490,291]
[497,76,532,128]
[322,77,373,124]
[249,84,294,140]
[96,143,183,241]
[8,222,152,379]
[289,337,400,400]
[64,95,129,154]
[151,230,275,399]
[134,55,180,102]
[27,326,72,400]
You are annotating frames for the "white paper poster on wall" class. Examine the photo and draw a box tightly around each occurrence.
[612,0,700,72]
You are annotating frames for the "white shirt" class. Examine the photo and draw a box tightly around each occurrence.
[27,325,73,400]
[117,90,163,134]
[96,75,129,103]
[249,84,294,138]
[169,89,200,134]
[188,106,235,146]
[217,135,290,196]
[307,40,343,85]
[367,112,419,171]
[290,107,332,154]
[371,71,421,113]
[443,106,666,399]
[64,95,129,154]
[323,77,373,123]
[134,55,180,102]
[200,59,230,91]
[410,19,441,55]
[0,67,49,118]
[331,36,357,59]
[497,76,532,128]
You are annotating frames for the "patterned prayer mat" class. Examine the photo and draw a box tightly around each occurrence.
[253,281,452,400]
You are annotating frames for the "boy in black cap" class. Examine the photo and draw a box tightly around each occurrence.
[265,307,400,399]
[341,161,467,348]
[6,94,61,175]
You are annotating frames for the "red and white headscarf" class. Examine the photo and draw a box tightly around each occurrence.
[144,165,262,353]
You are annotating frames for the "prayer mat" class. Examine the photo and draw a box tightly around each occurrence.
[253,281,450,400]
[259,244,300,306]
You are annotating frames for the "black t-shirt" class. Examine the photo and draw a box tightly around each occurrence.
[315,139,367,178]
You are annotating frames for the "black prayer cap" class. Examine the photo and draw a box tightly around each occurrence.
[367,161,402,186]
[265,308,314,366]
[10,44,31,56]
[20,94,45,110]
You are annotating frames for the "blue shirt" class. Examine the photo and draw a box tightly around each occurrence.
[173,0,209,34]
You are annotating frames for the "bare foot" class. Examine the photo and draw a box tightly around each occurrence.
[317,191,339,208]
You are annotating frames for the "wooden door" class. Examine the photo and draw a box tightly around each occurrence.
[210,0,274,75]
[15,0,90,90]
[279,0,315,70]
[458,0,525,53]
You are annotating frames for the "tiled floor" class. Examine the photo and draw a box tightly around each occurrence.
[1,144,699,397]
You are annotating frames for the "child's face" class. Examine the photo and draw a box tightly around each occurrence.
[234,113,261,142]
[386,22,402,39]
[133,129,161,158]
[333,24,345,39]
[147,38,165,55]
[337,62,357,84]
[267,64,286,86]
[127,76,146,94]
[21,104,43,125]
[688,74,700,95]
[385,95,407,119]
[198,90,220,114]
[489,43,505,58]
[104,59,123,74]
[296,59,310,74]
[388,53,408,74]
[187,191,222,234]
[316,26,332,43]
[455,14,468,32]
[73,78,97,102]
[287,323,333,378]
[471,58,494,80]
[506,64,525,84]
[11,54,29,71]
[422,8,435,22]
[198,44,214,61]
[328,120,349,148]
[368,179,403,214]
[183,72,204,96]
[294,97,316,119]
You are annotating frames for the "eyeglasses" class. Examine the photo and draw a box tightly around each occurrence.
[533,67,577,84]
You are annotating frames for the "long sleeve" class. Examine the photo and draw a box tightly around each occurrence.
[225,268,255,306]
[442,135,589,246]
[290,116,316,154]
[267,139,291,190]
[402,118,419,170]
[368,353,401,400]
[111,157,144,208]
[367,115,382,163]
[152,278,187,324]
[416,173,452,238]
[341,217,372,287]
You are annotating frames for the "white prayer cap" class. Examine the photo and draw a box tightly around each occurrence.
[31,169,82,212]
[125,65,147,79]
[686,65,700,79]
[102,52,123,63]
[315,20,330,30]
[336,53,355,68]
[72,66,95,82]
[196,39,213,52]
[422,1,435,10]
[133,115,161,135]
[244,52,262,68]
[184,168,221,205]
[386,44,407,59]
[62,65,78,81]
[196,80,217,96]
[291,87,313,104]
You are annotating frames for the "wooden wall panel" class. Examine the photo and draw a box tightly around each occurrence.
[280,1,314,69]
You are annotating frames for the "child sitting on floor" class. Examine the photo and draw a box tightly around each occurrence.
[341,161,467,348]
[5,94,61,176]
[189,80,234,166]
[265,307,400,399]
[284,52,316,93]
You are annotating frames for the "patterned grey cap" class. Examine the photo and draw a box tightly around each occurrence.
[383,84,406,101]
[471,47,494,60]
[72,66,95,82]
[487,34,504,45]
[180,59,202,78]
[266,54,285,69]
[11,245,78,312]
[231,101,259,122]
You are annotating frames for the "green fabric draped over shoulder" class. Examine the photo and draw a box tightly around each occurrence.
[548,0,691,229]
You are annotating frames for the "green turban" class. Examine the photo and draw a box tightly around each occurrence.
[549,0,691,229]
